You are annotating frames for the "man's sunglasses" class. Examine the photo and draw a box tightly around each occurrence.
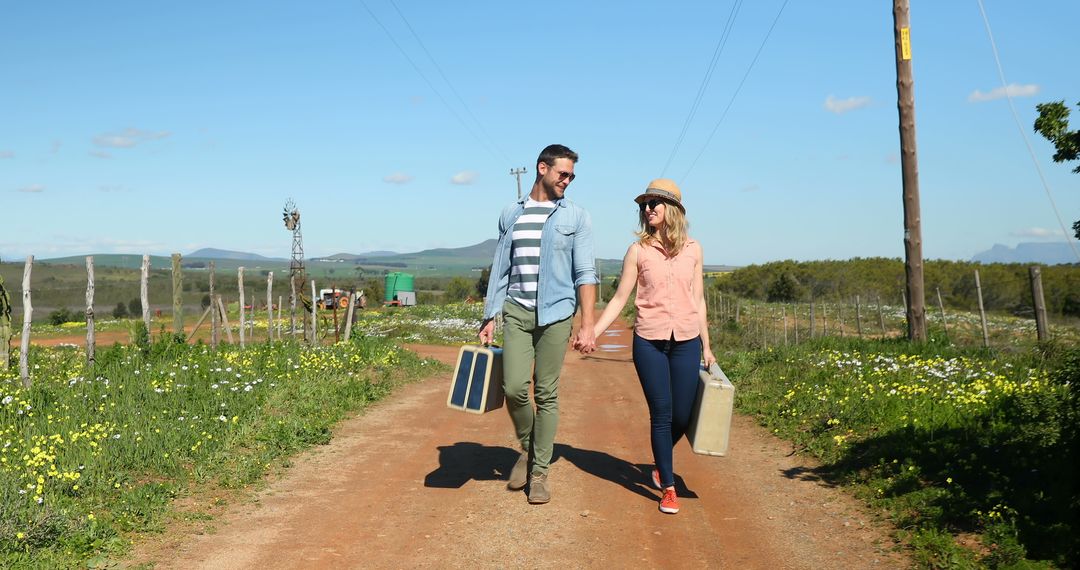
[639,199,666,211]
[556,170,576,182]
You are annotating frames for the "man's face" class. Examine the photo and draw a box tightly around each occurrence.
[538,157,576,199]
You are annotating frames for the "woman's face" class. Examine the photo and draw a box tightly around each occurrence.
[641,199,667,230]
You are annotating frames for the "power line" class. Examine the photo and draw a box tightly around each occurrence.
[387,0,511,164]
[660,0,744,177]
[680,0,789,183]
[975,0,1080,262]
[359,0,503,164]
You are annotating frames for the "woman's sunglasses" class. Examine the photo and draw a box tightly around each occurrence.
[639,199,666,211]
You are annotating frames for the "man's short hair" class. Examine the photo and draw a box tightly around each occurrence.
[537,144,579,167]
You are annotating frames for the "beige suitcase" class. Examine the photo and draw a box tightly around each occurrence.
[446,345,504,414]
[687,362,735,456]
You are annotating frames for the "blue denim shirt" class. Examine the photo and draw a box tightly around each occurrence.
[483,197,598,326]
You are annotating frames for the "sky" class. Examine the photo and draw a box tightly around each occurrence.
[3,1,1079,266]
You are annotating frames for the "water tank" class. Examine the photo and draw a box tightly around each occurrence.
[384,272,415,302]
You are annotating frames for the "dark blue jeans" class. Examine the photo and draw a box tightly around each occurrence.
[632,333,702,489]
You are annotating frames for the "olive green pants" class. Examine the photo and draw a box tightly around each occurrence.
[501,300,572,475]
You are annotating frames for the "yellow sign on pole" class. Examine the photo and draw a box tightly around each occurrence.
[901,27,912,60]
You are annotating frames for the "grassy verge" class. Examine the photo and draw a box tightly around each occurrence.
[718,322,1078,568]
[0,335,443,568]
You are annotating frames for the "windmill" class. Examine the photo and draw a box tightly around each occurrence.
[283,199,310,311]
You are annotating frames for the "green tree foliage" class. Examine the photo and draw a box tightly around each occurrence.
[128,298,141,317]
[47,307,80,325]
[475,265,491,298]
[1034,100,1080,238]
[112,302,128,319]
[445,277,472,303]
[718,258,1080,317]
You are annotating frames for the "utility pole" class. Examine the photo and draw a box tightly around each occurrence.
[893,0,927,342]
[510,167,528,200]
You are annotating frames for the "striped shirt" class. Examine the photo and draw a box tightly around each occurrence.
[507,198,556,309]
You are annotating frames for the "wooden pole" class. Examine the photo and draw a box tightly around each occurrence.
[974,270,990,348]
[85,256,95,366]
[289,278,297,340]
[141,254,151,335]
[238,267,246,348]
[310,280,317,344]
[793,304,800,345]
[171,253,184,336]
[267,272,274,343]
[277,295,283,341]
[838,304,844,338]
[216,295,234,344]
[344,291,357,342]
[1029,266,1049,341]
[185,305,213,342]
[935,286,949,342]
[893,0,927,342]
[809,298,816,339]
[209,261,218,350]
[822,303,828,337]
[0,270,10,371]
[855,294,863,338]
[332,286,340,343]
[19,256,33,388]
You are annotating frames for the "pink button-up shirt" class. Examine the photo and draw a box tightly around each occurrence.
[633,239,701,341]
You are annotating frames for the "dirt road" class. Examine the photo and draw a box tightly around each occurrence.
[127,320,908,569]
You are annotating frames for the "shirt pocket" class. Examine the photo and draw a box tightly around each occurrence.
[553,224,576,250]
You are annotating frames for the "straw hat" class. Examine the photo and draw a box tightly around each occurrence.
[634,178,685,213]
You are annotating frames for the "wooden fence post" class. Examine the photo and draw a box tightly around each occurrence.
[266,272,274,343]
[171,253,183,336]
[238,267,246,348]
[332,287,340,344]
[216,295,234,344]
[838,304,844,338]
[935,286,949,342]
[1029,266,1049,342]
[209,261,218,350]
[793,304,800,345]
[0,269,10,371]
[855,294,863,338]
[809,298,816,339]
[310,280,317,344]
[277,295,283,341]
[20,256,33,388]
[822,303,828,337]
[141,254,151,335]
[344,292,357,342]
[86,256,95,366]
[974,270,990,348]
[782,305,788,346]
[289,278,297,340]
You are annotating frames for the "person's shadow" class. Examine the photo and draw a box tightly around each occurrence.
[424,441,696,501]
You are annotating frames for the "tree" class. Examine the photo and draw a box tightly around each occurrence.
[1034,100,1080,238]
[445,277,472,303]
[112,302,128,319]
[475,265,491,298]
[128,298,141,317]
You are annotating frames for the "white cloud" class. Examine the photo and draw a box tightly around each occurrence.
[451,171,479,185]
[741,184,760,193]
[17,184,45,193]
[824,95,872,114]
[92,127,171,148]
[1010,227,1065,239]
[0,150,13,159]
[968,83,1040,103]
[90,150,112,159]
[383,172,414,184]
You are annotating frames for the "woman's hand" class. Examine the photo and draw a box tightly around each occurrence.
[702,347,717,369]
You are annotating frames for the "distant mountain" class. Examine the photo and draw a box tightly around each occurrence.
[972,242,1080,265]
[188,248,285,261]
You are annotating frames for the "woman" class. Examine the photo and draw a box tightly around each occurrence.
[585,178,716,514]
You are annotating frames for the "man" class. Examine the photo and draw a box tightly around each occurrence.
[478,144,598,504]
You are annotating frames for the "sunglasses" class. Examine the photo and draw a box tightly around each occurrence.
[555,170,576,182]
[639,199,666,211]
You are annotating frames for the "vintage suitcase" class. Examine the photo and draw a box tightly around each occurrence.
[446,345,504,414]
[687,362,735,456]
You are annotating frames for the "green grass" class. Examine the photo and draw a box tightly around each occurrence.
[718,327,1078,568]
[0,335,444,568]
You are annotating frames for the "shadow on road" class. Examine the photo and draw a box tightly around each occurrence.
[424,442,518,489]
[554,443,698,501]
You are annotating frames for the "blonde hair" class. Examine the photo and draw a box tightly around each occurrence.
[636,200,688,257]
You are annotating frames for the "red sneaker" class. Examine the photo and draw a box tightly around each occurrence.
[651,468,662,490]
[659,488,679,514]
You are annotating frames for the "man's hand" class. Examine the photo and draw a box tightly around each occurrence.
[573,325,597,354]
[478,320,495,345]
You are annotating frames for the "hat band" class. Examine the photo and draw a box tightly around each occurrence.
[646,188,680,203]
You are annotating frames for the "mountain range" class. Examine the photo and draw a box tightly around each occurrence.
[970,242,1080,265]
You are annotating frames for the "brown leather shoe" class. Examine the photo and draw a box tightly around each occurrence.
[507,452,529,491]
[527,473,550,504]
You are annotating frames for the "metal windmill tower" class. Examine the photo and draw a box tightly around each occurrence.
[282,199,306,293]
